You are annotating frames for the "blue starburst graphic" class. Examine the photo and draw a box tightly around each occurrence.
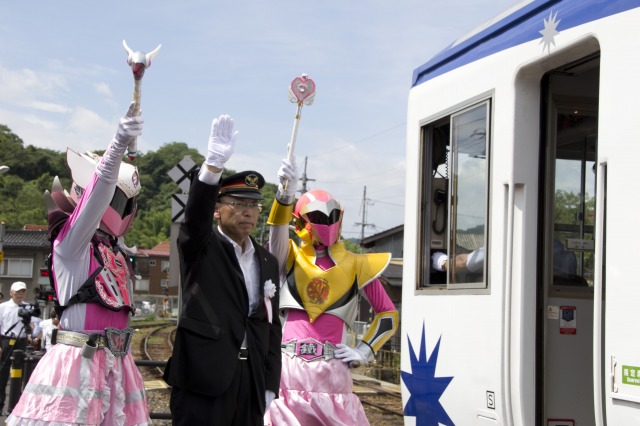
[401,323,454,426]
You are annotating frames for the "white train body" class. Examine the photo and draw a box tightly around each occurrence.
[401,1,640,425]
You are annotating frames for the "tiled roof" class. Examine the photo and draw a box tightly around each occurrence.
[152,241,170,252]
[138,241,170,257]
[4,229,50,249]
[360,224,404,245]
[23,224,48,231]
[455,233,484,252]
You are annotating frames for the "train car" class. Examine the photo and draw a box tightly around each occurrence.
[400,0,640,424]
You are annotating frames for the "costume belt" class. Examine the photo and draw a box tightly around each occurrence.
[281,338,337,362]
[53,327,133,358]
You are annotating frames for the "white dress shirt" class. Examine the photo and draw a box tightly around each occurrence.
[0,300,25,339]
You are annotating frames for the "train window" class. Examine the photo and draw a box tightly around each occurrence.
[419,100,490,289]
[549,100,597,289]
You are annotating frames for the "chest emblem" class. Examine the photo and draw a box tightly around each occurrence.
[306,277,330,304]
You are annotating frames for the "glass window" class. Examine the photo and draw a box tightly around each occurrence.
[135,278,149,292]
[420,100,490,290]
[551,105,597,288]
[1,258,34,278]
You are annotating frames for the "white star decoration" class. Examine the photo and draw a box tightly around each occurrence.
[539,11,561,54]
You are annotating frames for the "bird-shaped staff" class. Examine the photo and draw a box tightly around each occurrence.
[283,73,316,190]
[122,40,161,160]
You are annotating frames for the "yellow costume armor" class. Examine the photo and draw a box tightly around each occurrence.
[281,241,390,323]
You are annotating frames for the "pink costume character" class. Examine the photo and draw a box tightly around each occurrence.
[264,158,399,426]
[7,103,151,426]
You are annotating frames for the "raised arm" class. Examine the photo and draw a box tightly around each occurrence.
[267,156,299,281]
[180,114,238,258]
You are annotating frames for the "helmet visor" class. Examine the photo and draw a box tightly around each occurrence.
[110,188,137,218]
[304,208,342,226]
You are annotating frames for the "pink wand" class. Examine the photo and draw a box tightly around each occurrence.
[283,73,316,190]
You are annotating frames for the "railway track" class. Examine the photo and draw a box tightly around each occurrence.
[133,322,175,424]
[135,323,405,425]
[140,322,175,376]
[353,377,404,425]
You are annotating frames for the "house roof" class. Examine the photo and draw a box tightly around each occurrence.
[23,224,48,231]
[3,229,50,249]
[360,224,404,246]
[380,258,403,287]
[137,241,170,257]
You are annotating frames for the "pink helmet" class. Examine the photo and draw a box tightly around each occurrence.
[294,189,343,246]
[67,149,140,237]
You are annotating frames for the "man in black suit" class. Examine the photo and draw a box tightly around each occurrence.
[163,114,282,425]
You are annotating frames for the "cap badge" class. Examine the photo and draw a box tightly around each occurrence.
[245,174,259,187]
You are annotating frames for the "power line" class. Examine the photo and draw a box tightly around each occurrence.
[369,199,404,207]
[308,123,405,159]
[354,186,375,253]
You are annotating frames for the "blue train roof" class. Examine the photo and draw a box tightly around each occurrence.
[412,0,640,87]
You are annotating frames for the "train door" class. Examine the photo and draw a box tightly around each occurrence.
[538,54,601,426]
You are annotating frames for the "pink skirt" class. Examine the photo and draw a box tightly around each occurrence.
[265,355,369,426]
[6,343,150,425]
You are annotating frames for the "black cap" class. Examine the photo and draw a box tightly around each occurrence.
[219,171,265,200]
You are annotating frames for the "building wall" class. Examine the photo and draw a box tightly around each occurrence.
[0,239,50,302]
[133,253,176,298]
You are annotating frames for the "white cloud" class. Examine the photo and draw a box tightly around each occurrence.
[0,0,518,238]
[95,82,113,98]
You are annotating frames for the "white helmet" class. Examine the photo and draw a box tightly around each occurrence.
[67,149,141,237]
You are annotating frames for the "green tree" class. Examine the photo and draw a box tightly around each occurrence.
[0,125,287,249]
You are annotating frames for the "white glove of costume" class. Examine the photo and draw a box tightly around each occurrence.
[114,102,143,146]
[431,252,447,271]
[206,114,238,169]
[276,156,299,204]
[335,343,368,368]
[264,390,276,414]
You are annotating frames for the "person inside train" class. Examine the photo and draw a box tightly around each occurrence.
[432,239,585,284]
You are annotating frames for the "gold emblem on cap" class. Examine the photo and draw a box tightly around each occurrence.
[245,174,259,187]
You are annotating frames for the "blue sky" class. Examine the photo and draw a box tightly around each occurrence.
[0,0,518,240]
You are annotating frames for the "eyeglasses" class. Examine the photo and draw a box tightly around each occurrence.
[218,200,263,212]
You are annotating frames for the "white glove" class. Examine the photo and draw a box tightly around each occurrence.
[264,390,276,414]
[114,102,143,146]
[206,114,238,169]
[334,343,368,368]
[431,252,447,271]
[276,156,299,204]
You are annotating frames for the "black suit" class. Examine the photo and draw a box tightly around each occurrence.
[163,175,281,424]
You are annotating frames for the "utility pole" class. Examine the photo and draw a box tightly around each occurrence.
[299,156,315,194]
[0,167,7,268]
[354,186,374,253]
[258,217,267,245]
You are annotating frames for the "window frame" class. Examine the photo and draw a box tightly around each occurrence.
[417,97,492,292]
[1,258,34,279]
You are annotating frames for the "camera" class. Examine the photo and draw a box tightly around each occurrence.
[18,303,41,324]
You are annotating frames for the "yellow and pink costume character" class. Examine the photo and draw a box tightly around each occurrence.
[265,184,398,426]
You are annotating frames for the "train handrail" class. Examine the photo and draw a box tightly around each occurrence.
[501,180,516,426]
[592,160,606,426]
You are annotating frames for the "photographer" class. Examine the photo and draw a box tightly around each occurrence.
[0,281,32,415]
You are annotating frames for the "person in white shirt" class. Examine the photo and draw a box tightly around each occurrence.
[36,309,59,352]
[0,281,29,414]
